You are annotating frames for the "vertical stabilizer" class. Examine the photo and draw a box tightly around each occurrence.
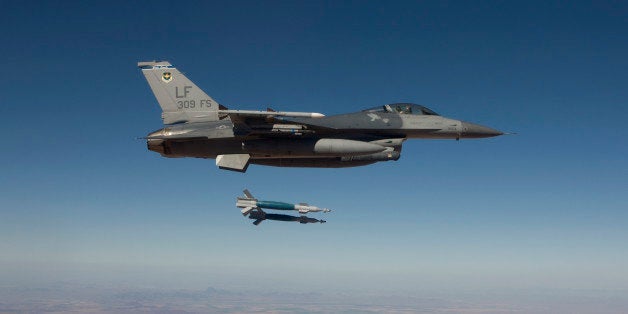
[138,61,223,124]
[243,189,254,199]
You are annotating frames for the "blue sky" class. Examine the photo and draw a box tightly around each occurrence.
[1,0,627,301]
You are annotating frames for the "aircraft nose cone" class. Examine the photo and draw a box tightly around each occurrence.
[461,122,503,138]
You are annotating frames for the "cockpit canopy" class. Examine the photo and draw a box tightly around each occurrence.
[363,103,440,116]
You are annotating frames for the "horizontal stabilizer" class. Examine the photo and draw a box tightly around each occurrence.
[216,154,250,172]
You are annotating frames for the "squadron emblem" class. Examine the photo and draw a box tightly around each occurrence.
[161,72,173,83]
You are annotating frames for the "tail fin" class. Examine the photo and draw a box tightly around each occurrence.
[138,61,224,124]
[243,189,254,199]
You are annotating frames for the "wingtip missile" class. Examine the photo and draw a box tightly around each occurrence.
[219,109,325,118]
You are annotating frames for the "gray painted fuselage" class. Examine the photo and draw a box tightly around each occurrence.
[146,105,502,169]
[138,60,502,171]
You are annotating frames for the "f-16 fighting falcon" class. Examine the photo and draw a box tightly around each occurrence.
[138,61,503,172]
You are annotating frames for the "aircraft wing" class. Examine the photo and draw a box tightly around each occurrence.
[223,110,327,136]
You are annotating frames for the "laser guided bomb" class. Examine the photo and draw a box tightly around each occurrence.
[247,212,326,226]
[236,189,330,223]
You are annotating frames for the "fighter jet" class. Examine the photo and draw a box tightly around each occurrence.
[138,61,503,172]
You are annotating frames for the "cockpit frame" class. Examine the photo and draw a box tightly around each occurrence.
[363,103,440,116]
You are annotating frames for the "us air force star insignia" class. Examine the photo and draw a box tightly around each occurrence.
[161,72,173,83]
[367,113,381,121]
[367,113,390,123]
